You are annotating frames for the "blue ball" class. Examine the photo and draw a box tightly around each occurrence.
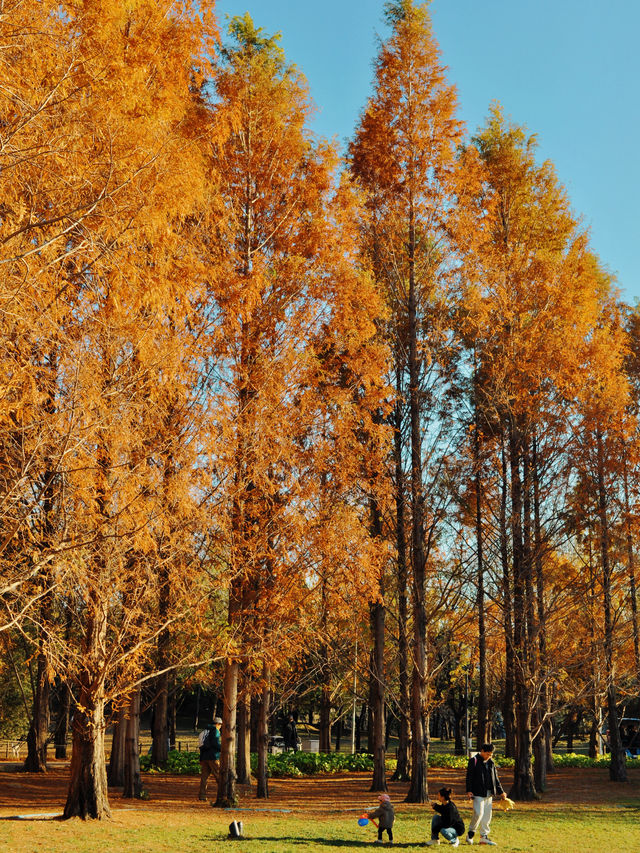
[358,817,369,826]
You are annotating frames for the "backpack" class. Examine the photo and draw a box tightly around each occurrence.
[199,727,217,758]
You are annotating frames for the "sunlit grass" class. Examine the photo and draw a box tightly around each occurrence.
[3,801,640,852]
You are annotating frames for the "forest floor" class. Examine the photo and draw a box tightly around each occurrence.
[1,762,639,852]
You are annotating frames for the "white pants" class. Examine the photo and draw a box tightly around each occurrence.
[468,796,493,837]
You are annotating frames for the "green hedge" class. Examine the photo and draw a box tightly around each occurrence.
[139,749,640,777]
[252,750,376,777]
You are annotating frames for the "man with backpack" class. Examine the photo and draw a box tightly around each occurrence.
[465,743,507,845]
[198,715,222,801]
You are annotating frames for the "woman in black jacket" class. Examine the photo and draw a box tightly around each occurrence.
[427,786,465,847]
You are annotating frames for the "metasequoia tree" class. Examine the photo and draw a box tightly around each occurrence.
[463,105,618,797]
[208,16,389,805]
[350,0,471,802]
[0,0,220,819]
[570,285,632,783]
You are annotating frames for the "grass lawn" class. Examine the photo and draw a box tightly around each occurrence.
[2,764,639,852]
[3,801,640,852]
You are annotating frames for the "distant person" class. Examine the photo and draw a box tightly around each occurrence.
[626,724,639,753]
[283,713,298,752]
[364,792,395,845]
[198,715,222,801]
[427,786,465,847]
[465,743,506,845]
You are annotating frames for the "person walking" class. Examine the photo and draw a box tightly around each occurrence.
[364,792,395,845]
[198,715,222,801]
[465,743,506,845]
[283,713,298,752]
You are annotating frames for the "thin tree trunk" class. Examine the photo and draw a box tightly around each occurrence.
[107,703,126,788]
[405,192,428,804]
[54,678,71,760]
[393,360,411,782]
[151,670,169,768]
[256,664,270,799]
[500,438,516,759]
[532,433,551,789]
[622,448,640,688]
[370,601,387,791]
[508,419,537,800]
[237,687,252,786]
[122,689,142,799]
[250,693,259,754]
[596,428,627,782]
[319,678,332,753]
[473,364,489,748]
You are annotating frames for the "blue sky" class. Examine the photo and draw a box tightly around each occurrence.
[214,0,640,304]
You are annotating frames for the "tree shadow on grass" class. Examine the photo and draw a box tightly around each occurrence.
[203,837,422,848]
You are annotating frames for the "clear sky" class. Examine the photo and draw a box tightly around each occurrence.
[214,0,640,304]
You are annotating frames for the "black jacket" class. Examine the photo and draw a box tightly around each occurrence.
[283,718,298,749]
[432,800,465,836]
[466,754,504,797]
[199,725,221,761]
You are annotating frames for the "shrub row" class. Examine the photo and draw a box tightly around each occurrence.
[139,749,640,777]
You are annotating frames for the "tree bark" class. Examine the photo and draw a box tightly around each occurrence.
[237,687,252,786]
[392,361,411,782]
[151,671,169,768]
[256,665,270,799]
[122,689,142,799]
[404,186,429,805]
[215,659,239,807]
[63,667,110,819]
[622,448,640,688]
[507,419,537,800]
[107,703,126,787]
[500,438,516,759]
[369,600,387,791]
[54,678,71,760]
[595,428,627,782]
[473,366,489,748]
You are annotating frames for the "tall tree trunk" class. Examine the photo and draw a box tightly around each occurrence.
[369,491,387,791]
[122,689,142,799]
[393,360,411,782]
[335,712,343,752]
[622,448,640,688]
[473,366,489,748]
[24,355,58,773]
[508,419,537,800]
[256,664,270,799]
[215,659,239,807]
[107,703,126,788]
[319,675,332,753]
[596,428,627,782]
[369,601,387,791]
[500,438,516,759]
[532,433,551,790]
[63,610,110,820]
[168,674,177,750]
[250,693,260,754]
[151,670,169,768]
[54,677,71,760]
[237,687,252,786]
[405,194,428,804]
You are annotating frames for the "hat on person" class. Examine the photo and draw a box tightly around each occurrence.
[214,716,223,724]
[378,793,391,802]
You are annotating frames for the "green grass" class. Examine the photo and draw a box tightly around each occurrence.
[3,802,640,852]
